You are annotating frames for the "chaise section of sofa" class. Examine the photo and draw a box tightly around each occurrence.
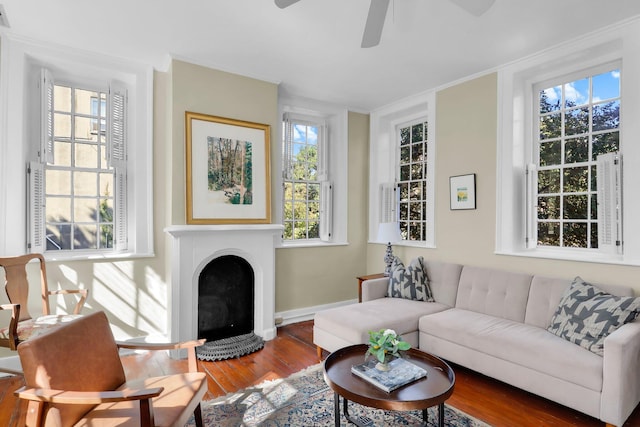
[313,260,463,353]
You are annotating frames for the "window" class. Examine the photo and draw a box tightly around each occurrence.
[397,120,430,242]
[282,113,331,241]
[30,70,127,253]
[0,37,152,259]
[369,92,435,248]
[532,66,620,251]
[496,20,640,265]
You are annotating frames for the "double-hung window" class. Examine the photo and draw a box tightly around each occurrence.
[29,69,128,254]
[495,20,640,264]
[380,118,433,243]
[370,93,435,247]
[530,65,621,252]
[282,112,332,242]
[397,120,430,242]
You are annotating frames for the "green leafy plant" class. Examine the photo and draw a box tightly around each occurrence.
[366,329,411,364]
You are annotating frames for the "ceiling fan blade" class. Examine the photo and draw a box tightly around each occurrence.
[449,0,495,16]
[275,0,301,9]
[361,0,390,48]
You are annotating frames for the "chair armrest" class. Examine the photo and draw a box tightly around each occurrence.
[47,289,89,315]
[117,338,205,372]
[15,386,163,404]
[601,321,640,426]
[361,277,389,302]
[0,303,21,350]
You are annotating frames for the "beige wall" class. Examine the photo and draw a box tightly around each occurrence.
[168,60,279,225]
[367,72,640,292]
[275,112,370,311]
[165,61,371,313]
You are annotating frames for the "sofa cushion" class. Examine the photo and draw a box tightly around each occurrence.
[547,277,640,356]
[387,257,434,302]
[419,308,604,391]
[314,297,448,346]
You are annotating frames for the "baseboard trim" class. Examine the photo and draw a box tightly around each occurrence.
[275,299,357,326]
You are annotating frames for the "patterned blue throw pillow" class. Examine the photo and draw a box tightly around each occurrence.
[547,277,640,356]
[387,256,435,302]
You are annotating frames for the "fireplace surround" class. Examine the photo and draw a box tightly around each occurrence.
[165,224,282,350]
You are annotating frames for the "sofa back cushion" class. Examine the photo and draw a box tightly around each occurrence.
[526,275,635,329]
[525,276,571,328]
[422,260,463,307]
[455,266,533,322]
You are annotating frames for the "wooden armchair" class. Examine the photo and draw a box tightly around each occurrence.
[15,311,207,426]
[0,253,88,350]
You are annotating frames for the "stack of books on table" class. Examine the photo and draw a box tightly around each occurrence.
[351,357,427,393]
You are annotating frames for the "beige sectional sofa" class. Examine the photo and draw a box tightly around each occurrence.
[313,260,640,426]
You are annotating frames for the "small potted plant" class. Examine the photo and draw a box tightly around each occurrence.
[366,328,411,371]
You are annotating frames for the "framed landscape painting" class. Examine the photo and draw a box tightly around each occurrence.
[185,112,271,224]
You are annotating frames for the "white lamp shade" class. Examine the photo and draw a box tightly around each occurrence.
[377,222,401,243]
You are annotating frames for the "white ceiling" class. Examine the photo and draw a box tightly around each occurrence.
[2,0,640,111]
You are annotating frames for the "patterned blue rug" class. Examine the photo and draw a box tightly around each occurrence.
[186,363,491,426]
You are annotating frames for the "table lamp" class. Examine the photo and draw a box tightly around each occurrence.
[377,222,402,276]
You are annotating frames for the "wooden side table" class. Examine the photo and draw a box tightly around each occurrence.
[356,273,386,302]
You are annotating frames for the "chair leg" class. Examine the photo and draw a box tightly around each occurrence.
[316,345,323,361]
[194,403,204,427]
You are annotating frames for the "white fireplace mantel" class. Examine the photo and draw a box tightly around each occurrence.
[165,224,283,346]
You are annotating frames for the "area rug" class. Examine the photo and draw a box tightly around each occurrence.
[185,363,491,426]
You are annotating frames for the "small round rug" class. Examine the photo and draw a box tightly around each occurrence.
[196,332,264,361]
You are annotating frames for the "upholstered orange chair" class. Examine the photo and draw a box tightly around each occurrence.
[0,253,88,350]
[15,311,207,426]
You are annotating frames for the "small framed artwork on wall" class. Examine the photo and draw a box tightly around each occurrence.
[450,173,476,210]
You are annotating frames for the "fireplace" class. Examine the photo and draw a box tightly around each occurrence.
[165,224,282,351]
[198,254,254,341]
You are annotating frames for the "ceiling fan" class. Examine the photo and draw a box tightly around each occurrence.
[275,0,495,48]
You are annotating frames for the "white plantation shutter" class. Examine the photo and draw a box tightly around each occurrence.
[114,168,128,251]
[40,69,54,164]
[597,152,622,254]
[109,81,128,251]
[108,81,127,169]
[525,163,537,249]
[282,113,294,180]
[380,183,397,223]
[316,122,328,181]
[28,162,46,253]
[319,181,333,241]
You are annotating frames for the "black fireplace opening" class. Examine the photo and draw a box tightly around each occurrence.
[197,255,254,342]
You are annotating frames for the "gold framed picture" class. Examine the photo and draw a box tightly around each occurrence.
[185,111,271,224]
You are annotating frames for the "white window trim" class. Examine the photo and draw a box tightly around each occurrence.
[276,95,348,247]
[0,35,154,260]
[496,17,640,266]
[369,91,436,248]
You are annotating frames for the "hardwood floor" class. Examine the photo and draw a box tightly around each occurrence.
[1,320,639,426]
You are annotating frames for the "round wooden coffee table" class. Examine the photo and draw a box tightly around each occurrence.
[323,344,455,427]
